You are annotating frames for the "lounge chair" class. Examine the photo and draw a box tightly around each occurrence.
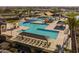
[38,41,43,46]
[46,42,51,48]
[28,39,34,44]
[22,38,29,42]
[35,40,40,46]
[41,41,50,48]
[31,40,37,45]
[14,36,21,41]
[24,38,31,43]
[30,39,35,44]
[42,42,48,47]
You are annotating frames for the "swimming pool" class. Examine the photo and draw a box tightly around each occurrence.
[54,26,65,30]
[19,22,59,39]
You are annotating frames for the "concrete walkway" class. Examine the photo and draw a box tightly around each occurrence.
[45,21,58,30]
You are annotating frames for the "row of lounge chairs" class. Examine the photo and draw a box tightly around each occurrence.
[11,34,51,50]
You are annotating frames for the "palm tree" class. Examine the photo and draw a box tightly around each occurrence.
[66,12,79,52]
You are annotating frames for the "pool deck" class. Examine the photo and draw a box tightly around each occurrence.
[1,20,70,52]
[2,23,29,36]
[10,35,56,52]
[45,20,70,51]
[45,21,58,30]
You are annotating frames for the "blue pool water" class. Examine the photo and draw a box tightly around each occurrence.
[54,26,65,30]
[19,22,59,39]
[55,21,65,30]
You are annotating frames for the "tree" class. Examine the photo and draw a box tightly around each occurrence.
[66,12,79,52]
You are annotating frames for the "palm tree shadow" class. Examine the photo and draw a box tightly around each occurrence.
[53,45,61,53]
